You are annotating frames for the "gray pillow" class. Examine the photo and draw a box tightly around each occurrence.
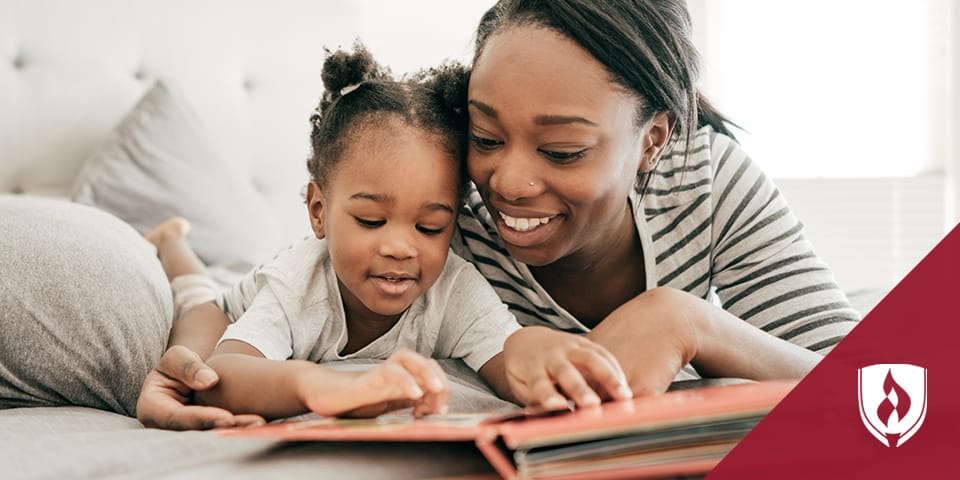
[70,80,282,270]
[0,195,172,416]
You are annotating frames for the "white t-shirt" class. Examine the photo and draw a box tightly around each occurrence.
[217,237,521,371]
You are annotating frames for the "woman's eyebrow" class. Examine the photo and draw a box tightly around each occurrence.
[468,99,497,118]
[534,115,597,127]
[468,99,597,126]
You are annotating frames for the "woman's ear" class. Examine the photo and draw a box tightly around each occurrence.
[305,182,326,239]
[637,111,674,173]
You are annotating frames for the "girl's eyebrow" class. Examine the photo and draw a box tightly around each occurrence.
[351,193,453,214]
[422,202,454,214]
[350,192,392,203]
[468,99,597,126]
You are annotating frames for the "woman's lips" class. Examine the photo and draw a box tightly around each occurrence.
[498,211,557,232]
[494,210,563,248]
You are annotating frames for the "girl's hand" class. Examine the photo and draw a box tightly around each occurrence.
[136,345,266,430]
[300,349,450,418]
[502,327,633,410]
[587,287,700,397]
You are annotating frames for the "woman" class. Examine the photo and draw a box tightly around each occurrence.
[137,0,858,429]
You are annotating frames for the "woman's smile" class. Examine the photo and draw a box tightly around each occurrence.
[493,208,565,248]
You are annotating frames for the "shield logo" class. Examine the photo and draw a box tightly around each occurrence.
[858,363,927,447]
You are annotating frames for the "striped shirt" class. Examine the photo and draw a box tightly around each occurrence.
[452,126,859,355]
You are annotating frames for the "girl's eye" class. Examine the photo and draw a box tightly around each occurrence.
[416,225,445,236]
[538,148,588,163]
[355,217,385,228]
[470,134,503,151]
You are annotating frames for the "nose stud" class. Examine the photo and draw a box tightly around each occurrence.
[528,181,535,187]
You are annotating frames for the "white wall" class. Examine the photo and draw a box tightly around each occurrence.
[351,0,494,76]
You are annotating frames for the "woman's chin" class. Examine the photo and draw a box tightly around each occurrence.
[501,243,563,268]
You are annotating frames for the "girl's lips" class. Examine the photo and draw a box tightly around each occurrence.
[371,276,416,296]
[494,211,564,248]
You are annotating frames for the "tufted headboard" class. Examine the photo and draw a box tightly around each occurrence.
[0,0,362,239]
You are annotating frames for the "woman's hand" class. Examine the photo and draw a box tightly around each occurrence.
[499,326,633,410]
[587,287,821,396]
[136,345,265,430]
[300,349,450,418]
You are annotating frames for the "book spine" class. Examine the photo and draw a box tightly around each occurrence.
[475,427,518,480]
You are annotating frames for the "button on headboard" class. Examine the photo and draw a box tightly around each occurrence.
[0,0,361,239]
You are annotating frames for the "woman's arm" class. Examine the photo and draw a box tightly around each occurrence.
[588,132,854,395]
[706,134,859,354]
[197,341,450,420]
[586,287,821,396]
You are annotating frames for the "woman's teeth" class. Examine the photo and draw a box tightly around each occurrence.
[499,212,553,232]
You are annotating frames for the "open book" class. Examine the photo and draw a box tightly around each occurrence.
[220,380,795,479]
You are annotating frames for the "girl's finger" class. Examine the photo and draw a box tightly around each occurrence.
[375,361,425,400]
[526,372,568,410]
[548,359,600,408]
[390,349,448,394]
[567,346,633,401]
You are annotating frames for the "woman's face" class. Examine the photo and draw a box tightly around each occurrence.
[468,25,660,268]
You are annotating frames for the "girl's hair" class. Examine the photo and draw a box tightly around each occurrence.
[307,42,470,195]
[473,0,738,152]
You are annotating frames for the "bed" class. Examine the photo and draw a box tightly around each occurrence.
[0,2,888,479]
[0,1,518,478]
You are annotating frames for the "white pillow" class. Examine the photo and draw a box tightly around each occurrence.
[71,80,282,270]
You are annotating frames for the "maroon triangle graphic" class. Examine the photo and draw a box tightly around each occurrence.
[709,223,960,478]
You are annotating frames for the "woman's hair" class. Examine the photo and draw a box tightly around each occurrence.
[308,42,470,195]
[473,0,738,150]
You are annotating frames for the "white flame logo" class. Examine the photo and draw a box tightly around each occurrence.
[858,364,927,447]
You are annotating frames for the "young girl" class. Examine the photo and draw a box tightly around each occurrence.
[144,44,631,422]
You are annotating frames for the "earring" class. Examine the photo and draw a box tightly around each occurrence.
[528,181,535,187]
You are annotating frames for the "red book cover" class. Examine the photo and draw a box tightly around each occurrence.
[220,380,794,479]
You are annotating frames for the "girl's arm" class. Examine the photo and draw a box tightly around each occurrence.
[136,302,257,430]
[479,327,633,409]
[197,341,450,420]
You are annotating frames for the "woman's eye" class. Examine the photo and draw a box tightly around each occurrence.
[355,217,385,228]
[416,225,445,236]
[539,149,587,163]
[470,135,503,151]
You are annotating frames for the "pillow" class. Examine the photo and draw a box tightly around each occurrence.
[0,195,172,416]
[70,80,282,270]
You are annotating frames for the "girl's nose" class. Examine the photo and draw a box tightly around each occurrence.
[378,228,417,260]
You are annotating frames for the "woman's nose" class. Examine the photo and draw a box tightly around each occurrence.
[487,151,540,203]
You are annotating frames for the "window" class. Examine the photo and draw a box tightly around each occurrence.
[689,0,956,297]
[689,0,951,178]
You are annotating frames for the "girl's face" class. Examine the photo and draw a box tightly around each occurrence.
[468,25,666,268]
[306,123,459,319]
